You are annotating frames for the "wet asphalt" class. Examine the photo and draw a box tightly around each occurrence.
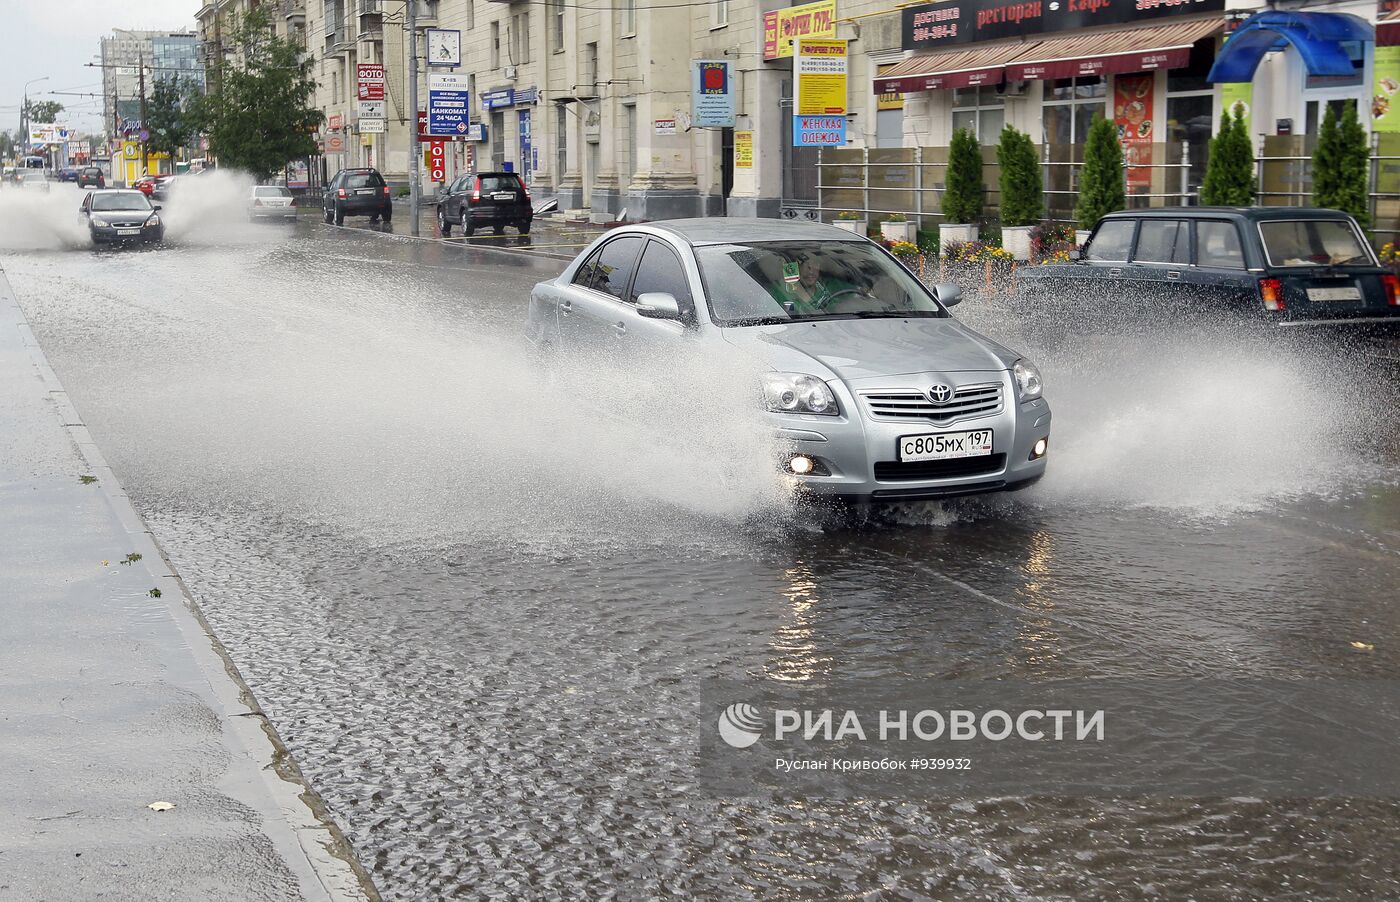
[4,188,1400,900]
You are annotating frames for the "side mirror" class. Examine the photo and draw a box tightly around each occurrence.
[636,292,682,320]
[933,282,962,308]
[152,204,162,211]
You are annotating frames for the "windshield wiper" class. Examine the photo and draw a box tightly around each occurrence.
[798,311,943,321]
[723,315,791,326]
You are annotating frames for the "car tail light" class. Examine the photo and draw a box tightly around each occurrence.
[1383,274,1400,306]
[471,177,481,202]
[254,198,262,206]
[1259,278,1285,311]
[383,185,391,195]
[337,188,347,198]
[520,179,530,201]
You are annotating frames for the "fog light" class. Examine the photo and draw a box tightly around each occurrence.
[1031,438,1048,460]
[789,455,815,475]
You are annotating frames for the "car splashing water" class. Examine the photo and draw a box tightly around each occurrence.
[0,183,90,251]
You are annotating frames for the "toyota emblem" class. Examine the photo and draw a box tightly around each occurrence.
[928,384,954,404]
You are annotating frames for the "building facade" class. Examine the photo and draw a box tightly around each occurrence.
[101,29,203,141]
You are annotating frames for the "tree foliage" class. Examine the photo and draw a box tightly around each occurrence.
[1075,115,1126,230]
[24,99,64,124]
[1313,102,1371,227]
[146,76,201,159]
[996,125,1043,227]
[1199,109,1256,207]
[199,7,321,180]
[943,128,984,224]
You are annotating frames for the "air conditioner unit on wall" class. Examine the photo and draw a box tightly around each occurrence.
[504,66,517,80]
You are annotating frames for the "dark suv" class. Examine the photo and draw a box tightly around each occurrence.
[1018,207,1400,333]
[438,171,532,237]
[77,167,105,189]
[323,168,393,225]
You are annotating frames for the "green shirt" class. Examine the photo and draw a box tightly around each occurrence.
[767,276,854,315]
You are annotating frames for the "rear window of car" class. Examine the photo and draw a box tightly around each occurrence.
[1259,219,1373,267]
[82,168,101,176]
[1085,220,1135,261]
[1194,220,1245,269]
[479,175,521,193]
[255,186,292,197]
[1132,220,1190,264]
[345,172,385,189]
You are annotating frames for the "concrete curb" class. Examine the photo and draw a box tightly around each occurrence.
[0,267,379,902]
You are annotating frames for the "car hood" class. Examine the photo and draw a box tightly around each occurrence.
[719,316,1019,381]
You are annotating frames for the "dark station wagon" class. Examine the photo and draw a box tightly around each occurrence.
[1017,207,1400,334]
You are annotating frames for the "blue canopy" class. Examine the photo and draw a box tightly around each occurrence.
[1208,11,1374,83]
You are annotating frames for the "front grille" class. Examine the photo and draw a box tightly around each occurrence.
[874,453,1007,482]
[862,383,1003,423]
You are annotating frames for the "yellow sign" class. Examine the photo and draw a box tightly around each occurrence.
[735,131,753,169]
[763,0,837,60]
[1220,82,1252,134]
[877,64,904,111]
[796,39,848,117]
[1374,45,1400,134]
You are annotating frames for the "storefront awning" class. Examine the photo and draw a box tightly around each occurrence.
[873,42,1035,94]
[1208,11,1373,83]
[1376,7,1400,47]
[1004,18,1222,81]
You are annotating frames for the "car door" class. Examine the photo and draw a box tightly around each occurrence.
[444,175,467,220]
[1127,218,1192,318]
[1039,217,1142,328]
[323,172,338,212]
[1180,219,1257,319]
[617,239,694,354]
[568,235,647,351]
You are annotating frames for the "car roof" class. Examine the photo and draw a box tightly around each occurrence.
[1101,206,1356,222]
[645,217,862,246]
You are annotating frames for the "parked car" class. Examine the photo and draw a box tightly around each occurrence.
[17,170,50,193]
[152,175,179,201]
[80,189,164,245]
[76,166,105,189]
[57,167,80,182]
[1017,207,1400,334]
[322,168,392,225]
[438,171,532,237]
[248,185,297,221]
[526,219,1050,503]
[132,175,157,196]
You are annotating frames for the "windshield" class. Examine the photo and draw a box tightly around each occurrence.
[92,193,152,212]
[255,186,292,197]
[1259,219,1373,267]
[694,240,947,325]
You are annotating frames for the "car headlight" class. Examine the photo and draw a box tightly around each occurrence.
[762,373,838,415]
[1013,360,1043,400]
[145,215,161,227]
[90,216,110,227]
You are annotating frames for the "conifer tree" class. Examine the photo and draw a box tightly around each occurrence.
[1200,109,1256,207]
[1313,103,1371,226]
[1075,115,1125,229]
[997,125,1043,227]
[943,128,984,224]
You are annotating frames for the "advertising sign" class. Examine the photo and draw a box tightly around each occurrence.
[359,118,386,134]
[734,131,754,168]
[425,28,462,67]
[357,63,386,101]
[428,73,471,137]
[877,64,905,110]
[467,122,488,142]
[481,88,515,110]
[426,141,446,181]
[358,100,386,119]
[901,0,1225,52]
[287,160,309,189]
[328,113,344,130]
[654,118,679,136]
[1374,44,1400,133]
[691,61,736,128]
[1113,74,1155,191]
[1220,81,1253,133]
[327,135,345,152]
[763,0,838,60]
[793,115,847,147]
[519,109,532,182]
[796,40,848,116]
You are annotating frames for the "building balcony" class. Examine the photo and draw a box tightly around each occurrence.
[283,0,305,25]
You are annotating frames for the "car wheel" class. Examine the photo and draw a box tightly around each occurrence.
[461,211,474,237]
[518,220,532,235]
[334,204,344,226]
[323,206,333,224]
[381,206,392,223]
[439,207,452,237]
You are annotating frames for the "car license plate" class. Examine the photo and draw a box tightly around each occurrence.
[493,193,515,201]
[1306,286,1361,301]
[356,188,375,195]
[899,429,993,462]
[117,228,141,236]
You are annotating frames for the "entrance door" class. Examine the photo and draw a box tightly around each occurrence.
[518,108,533,186]
[720,127,734,214]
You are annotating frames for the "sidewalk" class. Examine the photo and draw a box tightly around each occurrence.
[0,269,375,900]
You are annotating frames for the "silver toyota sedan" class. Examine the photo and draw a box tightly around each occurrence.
[526,219,1051,502]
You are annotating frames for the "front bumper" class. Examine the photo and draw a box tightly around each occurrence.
[772,373,1051,503]
[90,224,163,243]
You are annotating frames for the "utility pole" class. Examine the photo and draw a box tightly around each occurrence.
[407,0,421,237]
[138,57,149,175]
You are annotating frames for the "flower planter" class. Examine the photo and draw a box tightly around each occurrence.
[939,223,978,254]
[833,219,868,235]
[1001,225,1033,261]
[880,220,916,243]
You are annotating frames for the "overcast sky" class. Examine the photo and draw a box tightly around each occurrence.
[0,0,197,135]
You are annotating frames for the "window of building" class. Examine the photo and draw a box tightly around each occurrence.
[465,0,474,30]
[622,0,636,36]
[1167,39,1216,198]
[711,0,729,28]
[584,42,598,91]
[510,13,529,64]
[624,104,637,184]
[1042,76,1105,147]
[556,102,568,178]
[551,0,564,52]
[490,21,500,69]
[950,85,1003,140]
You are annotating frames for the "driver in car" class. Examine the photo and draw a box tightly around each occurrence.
[769,254,856,314]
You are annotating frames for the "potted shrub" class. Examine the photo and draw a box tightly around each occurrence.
[940,128,983,250]
[1074,115,1125,242]
[880,212,916,243]
[996,126,1043,261]
[833,209,867,234]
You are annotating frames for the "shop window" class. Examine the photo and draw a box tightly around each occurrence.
[1306,98,1359,136]
[1042,77,1105,147]
[951,85,1004,140]
[1167,38,1216,94]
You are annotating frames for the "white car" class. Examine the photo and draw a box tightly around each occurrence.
[248,185,297,221]
[18,170,50,193]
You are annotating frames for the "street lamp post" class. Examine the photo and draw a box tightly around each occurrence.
[21,76,50,160]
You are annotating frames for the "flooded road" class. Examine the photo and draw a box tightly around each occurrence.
[5,183,1400,899]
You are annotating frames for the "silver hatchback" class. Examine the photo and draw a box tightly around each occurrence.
[526,219,1050,502]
